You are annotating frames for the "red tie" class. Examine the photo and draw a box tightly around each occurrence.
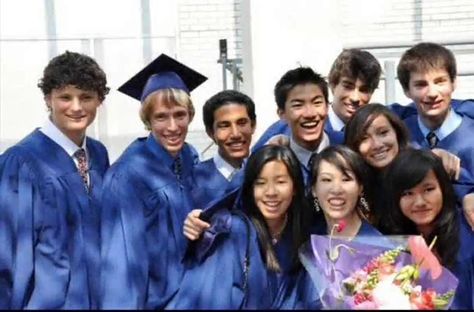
[74,148,89,190]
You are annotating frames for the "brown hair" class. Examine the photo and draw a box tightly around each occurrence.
[344,103,410,159]
[397,42,457,91]
[328,49,382,93]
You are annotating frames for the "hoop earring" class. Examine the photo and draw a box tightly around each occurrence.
[359,193,370,216]
[313,197,321,212]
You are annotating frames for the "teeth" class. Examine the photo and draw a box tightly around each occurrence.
[328,199,345,206]
[301,122,318,128]
[264,201,280,207]
[372,151,387,160]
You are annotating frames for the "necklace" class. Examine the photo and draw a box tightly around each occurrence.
[271,214,288,245]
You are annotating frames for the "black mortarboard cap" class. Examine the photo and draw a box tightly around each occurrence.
[118,53,207,102]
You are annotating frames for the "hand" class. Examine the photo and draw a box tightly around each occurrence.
[431,148,460,181]
[463,193,474,231]
[266,134,290,147]
[183,209,211,241]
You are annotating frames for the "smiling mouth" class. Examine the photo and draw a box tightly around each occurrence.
[227,141,246,149]
[412,209,431,214]
[345,103,359,112]
[67,115,86,120]
[371,150,389,161]
[327,198,346,207]
[300,121,319,129]
[422,100,443,108]
[165,135,182,143]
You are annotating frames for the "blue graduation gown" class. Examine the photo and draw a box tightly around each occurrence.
[187,158,243,210]
[451,214,474,309]
[0,129,109,309]
[166,210,299,309]
[404,114,474,201]
[100,135,198,309]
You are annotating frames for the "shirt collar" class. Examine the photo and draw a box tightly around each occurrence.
[328,105,346,131]
[213,152,242,181]
[289,132,330,168]
[40,117,87,157]
[417,108,462,141]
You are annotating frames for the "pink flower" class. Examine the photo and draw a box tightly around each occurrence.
[408,236,442,280]
[335,220,347,233]
[353,300,378,310]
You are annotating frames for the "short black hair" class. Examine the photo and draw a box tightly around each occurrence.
[38,51,110,101]
[202,90,256,133]
[274,67,328,111]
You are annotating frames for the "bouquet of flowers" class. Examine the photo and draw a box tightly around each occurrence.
[299,222,459,310]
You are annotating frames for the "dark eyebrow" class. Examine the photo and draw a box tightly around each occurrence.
[311,95,324,102]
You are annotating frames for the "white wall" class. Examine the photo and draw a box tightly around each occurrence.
[1,0,474,161]
[242,0,343,140]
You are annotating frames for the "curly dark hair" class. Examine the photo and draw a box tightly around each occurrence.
[38,51,110,101]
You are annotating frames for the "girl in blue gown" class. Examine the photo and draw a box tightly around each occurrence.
[286,145,383,309]
[344,103,465,230]
[383,148,474,309]
[0,51,110,309]
[167,145,315,309]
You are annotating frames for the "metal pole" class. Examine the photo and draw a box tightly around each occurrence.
[384,60,396,105]
[93,38,108,143]
[219,39,228,90]
[232,60,239,90]
[44,0,58,58]
[141,0,152,63]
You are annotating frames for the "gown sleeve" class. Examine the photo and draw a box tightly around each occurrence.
[100,168,148,309]
[0,152,69,309]
[166,213,251,309]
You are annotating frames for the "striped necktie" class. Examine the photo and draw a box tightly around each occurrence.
[74,148,89,190]
[426,131,439,149]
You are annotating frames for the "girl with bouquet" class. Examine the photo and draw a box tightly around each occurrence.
[383,148,474,309]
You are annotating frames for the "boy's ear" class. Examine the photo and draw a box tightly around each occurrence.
[277,108,285,120]
[205,128,215,142]
[403,88,411,100]
[250,120,257,134]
